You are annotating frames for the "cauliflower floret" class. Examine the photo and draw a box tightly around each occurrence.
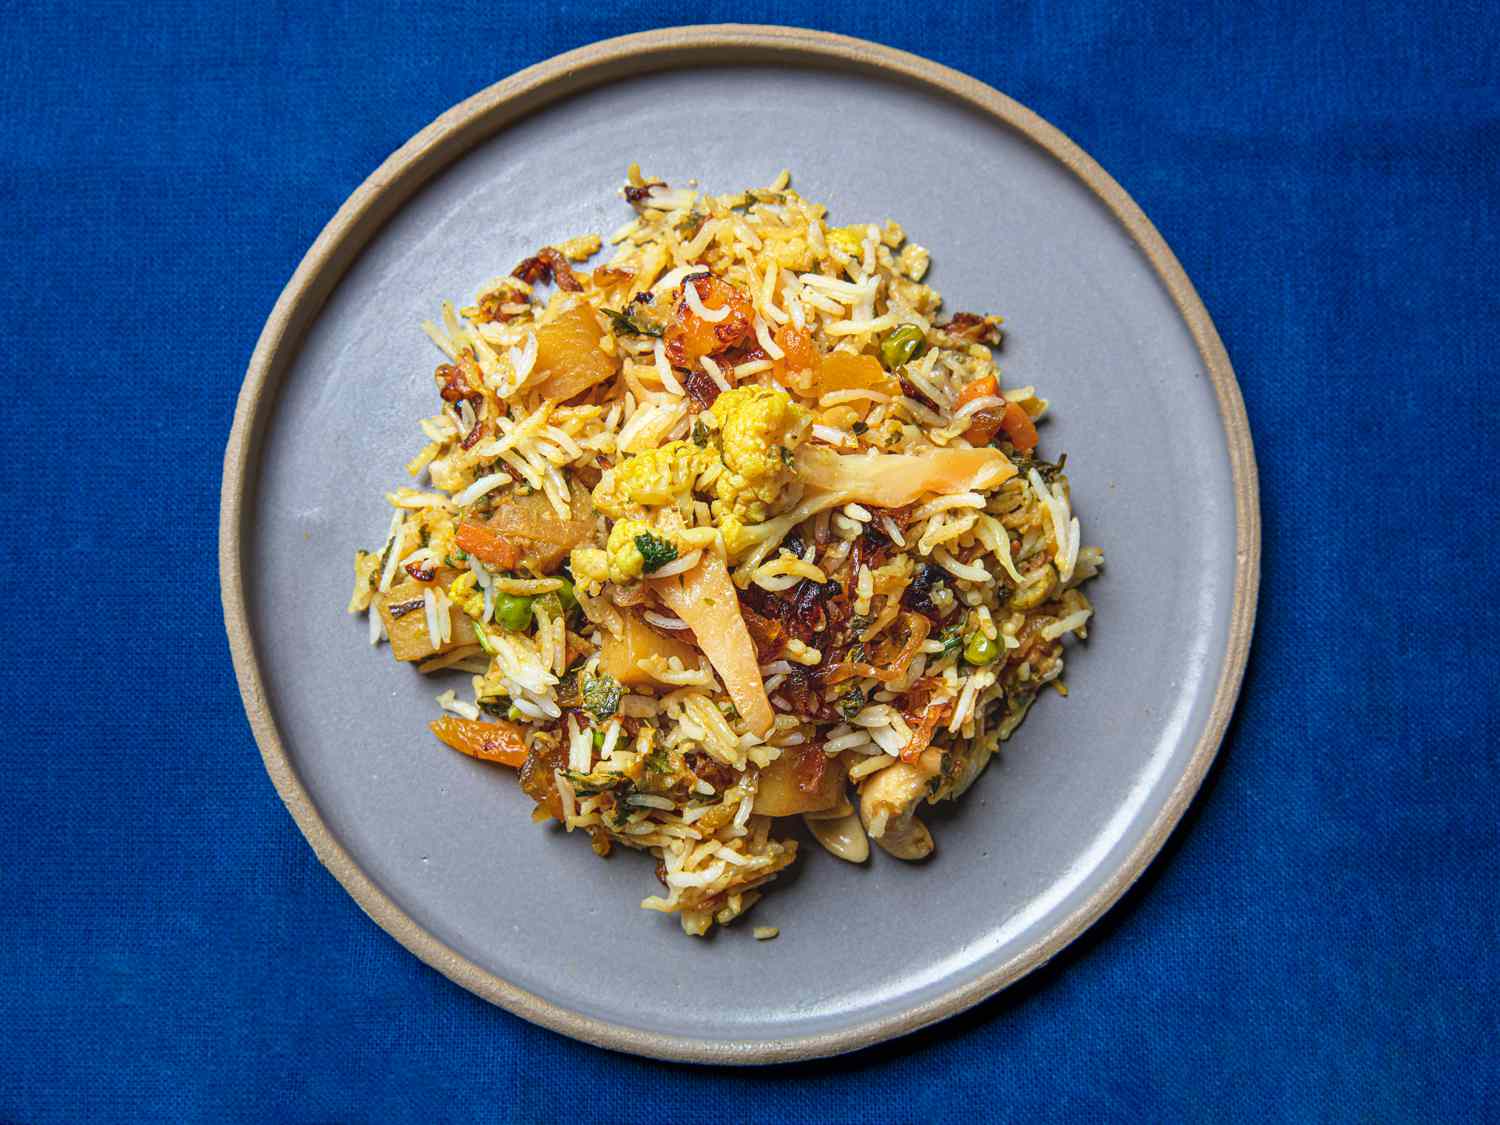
[826,225,866,258]
[717,515,757,562]
[709,385,810,523]
[605,518,685,584]
[591,440,711,518]
[569,547,610,596]
[898,242,930,282]
[605,518,651,584]
[447,572,483,619]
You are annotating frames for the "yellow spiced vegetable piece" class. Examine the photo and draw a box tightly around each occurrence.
[447,572,484,619]
[709,385,809,522]
[598,611,701,688]
[530,304,618,402]
[591,440,711,518]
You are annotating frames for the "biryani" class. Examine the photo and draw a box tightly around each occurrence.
[348,167,1102,936]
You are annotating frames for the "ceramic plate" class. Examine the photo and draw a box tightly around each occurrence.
[221,26,1258,1063]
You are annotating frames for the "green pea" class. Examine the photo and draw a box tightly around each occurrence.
[494,591,535,632]
[555,577,579,615]
[880,324,927,370]
[592,729,606,750]
[963,631,1001,665]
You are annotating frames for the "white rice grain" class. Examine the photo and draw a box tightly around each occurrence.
[684,278,729,322]
[1041,606,1093,640]
[449,471,512,508]
[935,548,991,583]
[811,424,854,448]
[667,861,725,889]
[435,690,479,721]
[377,510,406,593]
[628,794,677,810]
[650,548,702,579]
[653,341,683,395]
[700,356,730,393]
[422,588,440,652]
[953,394,1005,421]
[754,316,785,359]
[825,729,875,754]
[554,769,577,827]
[826,313,896,337]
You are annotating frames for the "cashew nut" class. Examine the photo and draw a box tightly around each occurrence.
[803,810,869,864]
[858,749,941,861]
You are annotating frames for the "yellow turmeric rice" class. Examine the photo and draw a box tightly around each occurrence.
[348,168,1102,936]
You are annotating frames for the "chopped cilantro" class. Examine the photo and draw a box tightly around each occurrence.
[644,746,672,775]
[608,793,635,827]
[581,672,623,721]
[777,445,794,466]
[938,625,964,662]
[1012,451,1068,483]
[838,686,866,721]
[634,531,678,573]
[691,419,710,448]
[602,306,663,338]
[564,768,623,798]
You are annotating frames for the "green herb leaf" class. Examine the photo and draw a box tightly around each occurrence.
[1011,451,1068,483]
[563,768,624,798]
[602,306,663,338]
[838,686,866,722]
[633,531,678,573]
[581,672,623,721]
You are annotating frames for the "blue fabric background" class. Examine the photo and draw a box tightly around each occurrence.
[2,1,1495,1120]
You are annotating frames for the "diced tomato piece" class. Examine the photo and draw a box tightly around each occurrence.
[455,522,521,569]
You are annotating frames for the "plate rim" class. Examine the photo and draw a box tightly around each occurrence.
[220,23,1260,1064]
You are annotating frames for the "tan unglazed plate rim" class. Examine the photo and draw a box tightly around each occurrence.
[220,24,1260,1064]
